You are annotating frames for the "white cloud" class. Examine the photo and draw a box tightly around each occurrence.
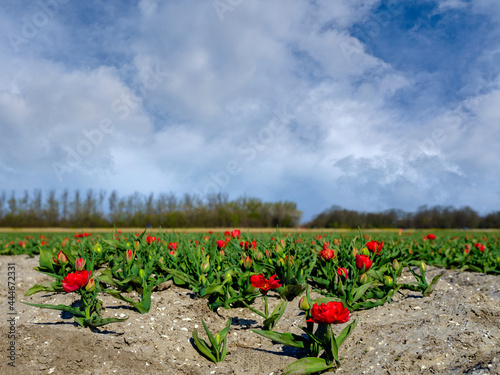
[1,1,499,220]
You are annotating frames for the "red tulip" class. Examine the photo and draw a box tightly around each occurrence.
[146,236,160,245]
[231,229,241,239]
[355,254,373,272]
[306,301,350,324]
[216,240,226,250]
[240,241,251,250]
[320,248,336,260]
[423,234,436,241]
[474,243,485,252]
[168,242,178,251]
[366,240,383,255]
[337,267,348,279]
[62,270,90,293]
[250,274,282,294]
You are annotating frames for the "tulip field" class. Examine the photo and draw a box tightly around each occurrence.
[1,229,499,374]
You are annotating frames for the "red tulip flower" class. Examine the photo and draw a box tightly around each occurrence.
[231,229,241,239]
[146,236,160,245]
[306,301,350,324]
[216,240,226,250]
[250,274,282,294]
[337,267,348,279]
[366,240,383,255]
[423,234,436,241]
[240,241,251,250]
[355,254,373,272]
[320,248,336,260]
[62,270,90,293]
[168,242,178,251]
[474,243,485,252]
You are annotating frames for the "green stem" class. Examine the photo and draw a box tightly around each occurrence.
[264,294,268,319]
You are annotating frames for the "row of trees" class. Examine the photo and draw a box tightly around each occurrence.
[1,190,499,228]
[0,190,302,228]
[305,205,500,229]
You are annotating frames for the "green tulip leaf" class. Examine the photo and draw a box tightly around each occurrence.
[283,357,333,375]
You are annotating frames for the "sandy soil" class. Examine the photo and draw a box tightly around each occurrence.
[1,254,499,375]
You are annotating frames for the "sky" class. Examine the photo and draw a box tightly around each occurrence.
[1,0,499,222]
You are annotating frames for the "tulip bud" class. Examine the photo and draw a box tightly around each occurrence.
[359,273,368,284]
[254,252,264,261]
[352,247,359,257]
[298,296,310,311]
[361,247,370,256]
[134,241,140,252]
[56,251,68,266]
[392,259,400,272]
[242,256,252,270]
[85,278,96,292]
[93,243,102,254]
[223,271,233,283]
[199,274,208,285]
[384,275,393,286]
[126,249,135,265]
[420,262,427,273]
[275,240,285,256]
[139,269,145,279]
[75,258,86,271]
[201,261,210,273]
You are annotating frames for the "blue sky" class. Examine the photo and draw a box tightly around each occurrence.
[1,0,499,222]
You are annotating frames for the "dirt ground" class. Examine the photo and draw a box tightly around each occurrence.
[1,254,499,375]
